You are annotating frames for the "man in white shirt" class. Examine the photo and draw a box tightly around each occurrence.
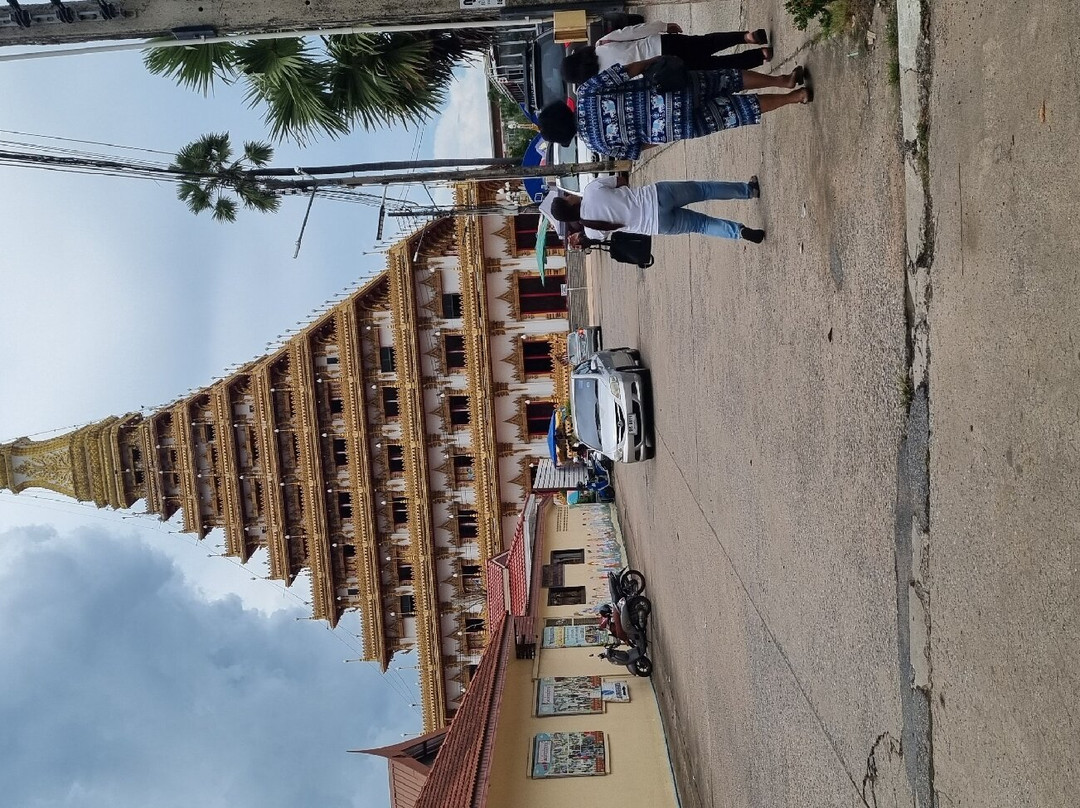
[551,175,766,244]
[561,22,770,85]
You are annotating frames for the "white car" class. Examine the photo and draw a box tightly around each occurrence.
[570,349,654,463]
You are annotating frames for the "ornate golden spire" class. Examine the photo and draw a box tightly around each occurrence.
[0,415,144,509]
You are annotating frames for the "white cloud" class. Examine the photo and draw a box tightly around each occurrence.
[433,63,494,162]
[0,524,420,808]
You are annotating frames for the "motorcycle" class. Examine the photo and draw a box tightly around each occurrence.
[576,451,615,503]
[597,569,653,677]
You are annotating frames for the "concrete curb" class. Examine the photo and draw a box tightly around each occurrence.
[897,0,933,390]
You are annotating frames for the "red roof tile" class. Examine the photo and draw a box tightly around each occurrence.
[356,728,448,808]
[414,614,513,808]
[485,504,530,618]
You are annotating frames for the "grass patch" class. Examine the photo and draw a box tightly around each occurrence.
[820,0,851,37]
[896,371,914,409]
[887,58,901,85]
[785,0,873,38]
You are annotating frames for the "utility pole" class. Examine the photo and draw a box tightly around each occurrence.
[265,161,630,192]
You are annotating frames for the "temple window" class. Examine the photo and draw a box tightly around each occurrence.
[522,338,554,376]
[399,594,416,615]
[516,273,567,315]
[547,586,586,606]
[382,387,400,418]
[551,548,585,565]
[443,334,467,370]
[526,401,556,437]
[448,395,470,427]
[392,497,409,525]
[441,293,463,319]
[453,454,474,482]
[338,492,352,519]
[380,346,396,373]
[387,444,405,475]
[332,438,348,465]
[457,508,479,540]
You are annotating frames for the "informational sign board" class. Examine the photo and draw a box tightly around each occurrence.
[601,679,630,702]
[536,676,604,716]
[460,0,505,8]
[542,622,607,648]
[532,731,608,778]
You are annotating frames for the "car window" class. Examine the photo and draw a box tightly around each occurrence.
[533,35,567,110]
[571,378,602,450]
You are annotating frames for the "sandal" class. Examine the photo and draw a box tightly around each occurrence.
[749,28,769,45]
[800,86,814,104]
[792,65,807,86]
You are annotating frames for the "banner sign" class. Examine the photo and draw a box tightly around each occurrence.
[532,731,608,778]
[536,676,604,716]
[542,623,607,648]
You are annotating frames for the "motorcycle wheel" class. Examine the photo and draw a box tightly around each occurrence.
[631,656,653,677]
[620,569,646,597]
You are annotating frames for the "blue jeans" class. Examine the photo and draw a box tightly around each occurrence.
[655,180,751,240]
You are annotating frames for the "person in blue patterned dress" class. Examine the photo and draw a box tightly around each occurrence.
[538,61,810,160]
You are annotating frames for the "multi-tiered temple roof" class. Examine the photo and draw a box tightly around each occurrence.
[1,182,571,731]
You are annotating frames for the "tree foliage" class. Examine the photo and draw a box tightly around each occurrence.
[145,32,493,144]
[170,132,280,222]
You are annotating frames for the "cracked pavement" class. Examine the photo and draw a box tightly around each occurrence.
[582,1,1080,805]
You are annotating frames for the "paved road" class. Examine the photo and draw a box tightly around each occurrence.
[584,1,1079,806]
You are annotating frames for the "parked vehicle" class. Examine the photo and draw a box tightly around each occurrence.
[567,325,602,366]
[575,451,615,503]
[489,10,645,116]
[570,349,654,463]
[598,569,652,676]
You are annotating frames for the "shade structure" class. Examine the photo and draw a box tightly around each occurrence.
[547,410,560,463]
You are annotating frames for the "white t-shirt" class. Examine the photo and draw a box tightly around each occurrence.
[581,176,659,240]
[595,21,667,71]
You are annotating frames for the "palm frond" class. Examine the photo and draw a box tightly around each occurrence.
[184,184,213,214]
[143,40,237,95]
[242,141,275,167]
[237,186,282,213]
[246,71,349,144]
[211,197,239,223]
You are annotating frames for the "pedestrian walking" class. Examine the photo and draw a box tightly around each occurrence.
[538,62,811,161]
[553,175,767,245]
[561,22,771,85]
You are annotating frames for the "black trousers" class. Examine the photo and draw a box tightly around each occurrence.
[660,32,766,70]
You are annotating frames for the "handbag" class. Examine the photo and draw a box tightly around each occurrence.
[643,55,689,93]
[594,232,654,268]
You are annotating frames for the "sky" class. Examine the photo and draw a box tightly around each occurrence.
[0,38,493,808]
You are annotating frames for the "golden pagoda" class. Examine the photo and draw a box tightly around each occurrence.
[0,181,571,732]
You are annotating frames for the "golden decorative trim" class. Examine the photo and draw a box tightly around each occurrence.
[510,458,532,492]
[492,217,516,256]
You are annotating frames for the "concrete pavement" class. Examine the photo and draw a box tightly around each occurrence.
[582,1,1079,806]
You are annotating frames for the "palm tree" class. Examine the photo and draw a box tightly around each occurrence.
[145,31,493,145]
[170,133,281,222]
